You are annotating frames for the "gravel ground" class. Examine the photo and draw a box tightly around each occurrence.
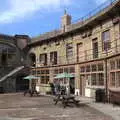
[0,93,113,120]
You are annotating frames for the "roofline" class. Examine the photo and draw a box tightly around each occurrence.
[0,33,14,39]
[29,0,120,47]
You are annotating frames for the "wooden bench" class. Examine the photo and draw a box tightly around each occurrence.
[53,94,80,108]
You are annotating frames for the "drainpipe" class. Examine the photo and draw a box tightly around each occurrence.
[104,58,108,102]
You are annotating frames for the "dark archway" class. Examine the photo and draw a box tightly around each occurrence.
[0,43,16,66]
[16,74,29,92]
[29,53,36,67]
[1,53,7,66]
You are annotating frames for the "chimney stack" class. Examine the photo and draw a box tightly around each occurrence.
[61,10,71,32]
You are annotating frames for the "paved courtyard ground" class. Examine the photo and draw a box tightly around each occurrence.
[0,93,113,120]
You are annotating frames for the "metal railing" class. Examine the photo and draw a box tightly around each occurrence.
[72,0,118,24]
[34,37,120,67]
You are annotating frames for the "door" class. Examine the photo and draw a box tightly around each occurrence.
[69,77,75,94]
[80,75,85,96]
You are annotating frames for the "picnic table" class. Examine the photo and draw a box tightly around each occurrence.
[24,89,39,97]
[53,94,80,108]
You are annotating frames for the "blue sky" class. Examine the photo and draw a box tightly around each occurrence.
[0,0,107,37]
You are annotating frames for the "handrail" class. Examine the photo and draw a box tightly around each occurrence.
[0,66,24,82]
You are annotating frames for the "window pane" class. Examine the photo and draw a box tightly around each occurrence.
[80,66,85,72]
[91,73,97,85]
[91,64,97,72]
[98,63,103,71]
[70,67,75,73]
[64,68,68,73]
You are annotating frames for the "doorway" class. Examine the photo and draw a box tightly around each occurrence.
[16,75,29,92]
[69,77,75,94]
[1,53,7,66]
[29,53,36,67]
[80,75,85,96]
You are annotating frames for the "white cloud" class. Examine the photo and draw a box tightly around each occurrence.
[0,0,71,24]
[95,0,107,5]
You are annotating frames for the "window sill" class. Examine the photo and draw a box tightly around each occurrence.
[86,86,105,89]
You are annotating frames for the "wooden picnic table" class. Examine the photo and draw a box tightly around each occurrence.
[53,94,80,108]
[24,89,39,97]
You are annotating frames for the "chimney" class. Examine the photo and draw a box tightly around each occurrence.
[61,10,71,32]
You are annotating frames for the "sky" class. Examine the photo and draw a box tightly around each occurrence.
[0,0,109,37]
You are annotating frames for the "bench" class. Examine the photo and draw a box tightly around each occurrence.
[24,89,39,97]
[53,94,80,108]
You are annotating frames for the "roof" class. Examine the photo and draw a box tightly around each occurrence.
[29,0,120,46]
[0,34,14,40]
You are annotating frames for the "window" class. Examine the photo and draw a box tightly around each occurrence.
[37,70,40,74]
[32,70,36,75]
[46,70,49,74]
[77,43,84,62]
[69,67,75,73]
[80,66,85,72]
[64,68,68,73]
[41,76,49,84]
[50,51,57,65]
[91,64,97,72]
[59,68,63,73]
[116,59,120,69]
[39,53,47,65]
[102,30,111,51]
[54,69,58,74]
[66,43,73,62]
[92,38,98,59]
[110,60,115,70]
[110,72,115,87]
[98,63,103,71]
[116,72,120,87]
[98,73,104,86]
[86,74,91,86]
[86,65,90,72]
[91,73,97,85]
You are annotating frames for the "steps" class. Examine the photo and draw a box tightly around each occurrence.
[0,66,24,82]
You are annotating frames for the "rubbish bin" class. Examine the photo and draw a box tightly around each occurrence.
[0,87,4,93]
[95,89,105,102]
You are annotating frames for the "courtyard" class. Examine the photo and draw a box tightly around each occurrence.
[0,93,113,120]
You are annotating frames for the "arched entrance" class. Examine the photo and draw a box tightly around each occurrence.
[0,43,16,66]
[16,74,29,92]
[29,53,36,67]
[1,53,7,65]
